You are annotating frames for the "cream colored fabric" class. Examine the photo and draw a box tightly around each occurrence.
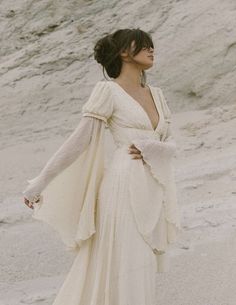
[23,116,106,250]
[23,80,182,305]
[131,137,181,250]
[22,116,94,202]
[22,81,114,250]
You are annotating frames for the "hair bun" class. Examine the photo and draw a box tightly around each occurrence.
[94,34,118,66]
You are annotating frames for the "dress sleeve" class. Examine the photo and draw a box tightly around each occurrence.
[22,81,113,202]
[81,80,114,126]
[22,116,107,251]
[22,116,96,202]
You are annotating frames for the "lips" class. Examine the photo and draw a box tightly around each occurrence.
[148,56,154,59]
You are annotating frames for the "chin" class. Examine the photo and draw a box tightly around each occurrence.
[143,62,154,70]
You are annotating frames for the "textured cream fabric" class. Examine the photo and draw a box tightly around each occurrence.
[22,80,182,305]
[23,116,106,250]
[22,116,94,202]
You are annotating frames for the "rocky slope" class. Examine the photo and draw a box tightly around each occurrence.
[1,1,236,303]
[1,0,236,149]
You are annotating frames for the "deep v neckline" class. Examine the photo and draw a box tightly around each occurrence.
[110,80,161,132]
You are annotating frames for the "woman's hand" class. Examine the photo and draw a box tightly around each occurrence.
[24,197,34,209]
[23,194,41,210]
[128,144,146,165]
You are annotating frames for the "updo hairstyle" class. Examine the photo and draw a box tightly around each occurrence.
[93,28,154,87]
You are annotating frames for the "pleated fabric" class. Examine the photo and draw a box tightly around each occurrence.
[52,147,158,305]
[23,80,182,305]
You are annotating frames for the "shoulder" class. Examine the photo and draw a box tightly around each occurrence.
[92,80,113,95]
[81,80,114,120]
[148,85,165,101]
[153,86,172,119]
[147,84,163,95]
[87,80,113,99]
[151,85,163,94]
[151,85,166,100]
[94,80,108,86]
[93,80,111,89]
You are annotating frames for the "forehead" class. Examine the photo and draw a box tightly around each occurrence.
[131,37,153,47]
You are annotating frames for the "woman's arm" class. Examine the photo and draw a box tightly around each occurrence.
[22,116,96,202]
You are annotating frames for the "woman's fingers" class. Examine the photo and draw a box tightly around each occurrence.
[24,197,34,209]
[129,148,140,154]
[128,144,146,163]
[130,143,140,150]
[128,145,142,158]
[131,153,143,159]
[128,145,141,154]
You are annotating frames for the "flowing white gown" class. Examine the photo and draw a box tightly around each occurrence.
[22,80,182,305]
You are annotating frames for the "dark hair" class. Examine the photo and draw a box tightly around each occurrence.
[93,28,154,87]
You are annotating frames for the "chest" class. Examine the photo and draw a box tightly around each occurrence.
[110,83,160,131]
[127,88,160,129]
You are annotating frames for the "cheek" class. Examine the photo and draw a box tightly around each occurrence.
[133,51,147,61]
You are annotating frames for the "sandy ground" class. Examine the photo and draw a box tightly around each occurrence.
[0,102,235,304]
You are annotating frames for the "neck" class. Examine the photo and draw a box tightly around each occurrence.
[114,62,143,88]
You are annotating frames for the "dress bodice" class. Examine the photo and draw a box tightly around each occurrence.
[106,81,170,148]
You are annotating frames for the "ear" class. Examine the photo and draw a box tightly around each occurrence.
[120,49,130,58]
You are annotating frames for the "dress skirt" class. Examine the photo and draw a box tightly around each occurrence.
[51,145,163,305]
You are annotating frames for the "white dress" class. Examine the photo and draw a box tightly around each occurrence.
[22,80,182,305]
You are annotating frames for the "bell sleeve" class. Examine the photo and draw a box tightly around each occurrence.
[22,116,94,202]
[130,87,182,272]
[22,80,114,253]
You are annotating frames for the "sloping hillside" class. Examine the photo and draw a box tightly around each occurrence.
[1,0,236,149]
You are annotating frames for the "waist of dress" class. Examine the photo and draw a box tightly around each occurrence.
[113,133,161,150]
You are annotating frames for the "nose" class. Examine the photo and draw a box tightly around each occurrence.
[148,47,154,53]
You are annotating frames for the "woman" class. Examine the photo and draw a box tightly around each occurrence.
[23,28,182,305]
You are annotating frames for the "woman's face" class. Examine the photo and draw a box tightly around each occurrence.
[128,40,155,69]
